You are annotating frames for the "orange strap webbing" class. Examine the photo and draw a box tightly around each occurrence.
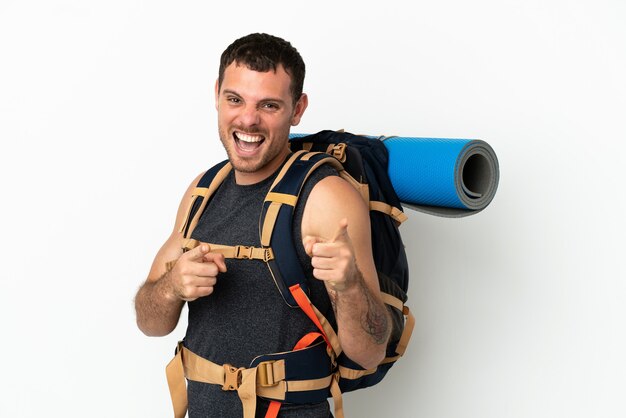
[289,284,331,347]
[266,332,343,418]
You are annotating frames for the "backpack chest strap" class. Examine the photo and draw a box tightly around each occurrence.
[206,243,275,262]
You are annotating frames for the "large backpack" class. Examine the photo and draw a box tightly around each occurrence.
[168,130,415,418]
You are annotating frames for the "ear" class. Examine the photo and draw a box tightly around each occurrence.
[214,79,220,110]
[291,93,308,126]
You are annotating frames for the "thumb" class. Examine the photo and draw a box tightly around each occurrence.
[203,252,228,273]
[331,218,350,243]
[303,235,323,256]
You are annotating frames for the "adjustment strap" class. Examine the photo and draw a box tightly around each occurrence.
[294,332,325,350]
[337,364,377,380]
[165,342,187,418]
[265,192,298,206]
[289,284,342,357]
[369,200,408,224]
[207,243,275,262]
[380,292,404,311]
[183,163,232,240]
[289,285,331,347]
[265,401,281,418]
[182,238,199,253]
[396,305,415,357]
[379,293,415,357]
[330,372,345,418]
[178,187,210,233]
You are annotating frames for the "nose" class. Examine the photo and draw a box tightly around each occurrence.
[237,104,260,127]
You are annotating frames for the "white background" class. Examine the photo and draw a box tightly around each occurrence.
[1,0,625,417]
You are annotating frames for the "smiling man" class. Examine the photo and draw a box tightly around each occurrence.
[134,33,390,418]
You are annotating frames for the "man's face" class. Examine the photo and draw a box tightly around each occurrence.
[216,62,307,184]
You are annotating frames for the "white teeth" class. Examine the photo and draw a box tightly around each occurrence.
[236,132,263,143]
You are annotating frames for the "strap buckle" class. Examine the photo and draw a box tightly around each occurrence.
[222,364,242,391]
[262,248,274,262]
[233,245,274,262]
[329,143,347,163]
[234,245,253,259]
[257,361,278,387]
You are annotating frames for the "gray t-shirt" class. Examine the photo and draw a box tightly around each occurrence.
[186,161,337,418]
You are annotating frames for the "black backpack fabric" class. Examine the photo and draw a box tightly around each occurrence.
[289,130,413,391]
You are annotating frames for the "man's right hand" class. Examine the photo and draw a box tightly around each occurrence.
[167,244,227,302]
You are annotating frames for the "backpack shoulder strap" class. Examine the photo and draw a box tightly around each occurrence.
[179,160,232,251]
[260,151,343,307]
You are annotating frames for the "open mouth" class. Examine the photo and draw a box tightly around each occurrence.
[234,131,265,153]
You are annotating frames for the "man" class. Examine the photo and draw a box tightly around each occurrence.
[135,33,391,417]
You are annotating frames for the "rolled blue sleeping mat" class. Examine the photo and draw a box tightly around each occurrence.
[381,136,499,217]
[290,132,499,218]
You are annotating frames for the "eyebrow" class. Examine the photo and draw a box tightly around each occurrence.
[222,89,287,105]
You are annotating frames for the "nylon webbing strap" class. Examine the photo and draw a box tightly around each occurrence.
[267,150,308,192]
[265,401,281,418]
[182,238,199,253]
[165,342,187,418]
[369,200,408,224]
[289,284,342,357]
[380,292,404,312]
[206,243,274,262]
[379,293,414,356]
[396,305,415,357]
[183,163,232,240]
[337,364,377,380]
[261,202,282,247]
[178,187,209,234]
[265,192,298,206]
[338,171,370,204]
[330,373,344,418]
[165,342,340,418]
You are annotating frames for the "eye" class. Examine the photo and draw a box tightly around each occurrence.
[226,96,241,104]
[262,102,279,110]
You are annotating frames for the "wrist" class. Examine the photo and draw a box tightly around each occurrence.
[327,276,359,294]
[158,271,181,303]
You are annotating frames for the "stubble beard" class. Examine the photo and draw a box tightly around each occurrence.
[218,123,290,174]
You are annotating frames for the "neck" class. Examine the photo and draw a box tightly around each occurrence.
[234,148,291,185]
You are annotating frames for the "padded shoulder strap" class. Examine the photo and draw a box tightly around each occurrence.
[260,151,343,307]
[180,160,232,250]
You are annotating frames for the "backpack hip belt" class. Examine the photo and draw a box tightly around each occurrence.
[166,337,344,418]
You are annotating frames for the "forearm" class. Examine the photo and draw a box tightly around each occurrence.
[135,272,185,337]
[329,270,390,370]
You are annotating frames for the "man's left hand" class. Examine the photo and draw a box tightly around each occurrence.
[303,218,358,291]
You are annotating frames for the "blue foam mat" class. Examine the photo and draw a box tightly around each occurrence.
[382,136,499,217]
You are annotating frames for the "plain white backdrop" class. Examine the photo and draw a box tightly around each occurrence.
[1,0,625,417]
